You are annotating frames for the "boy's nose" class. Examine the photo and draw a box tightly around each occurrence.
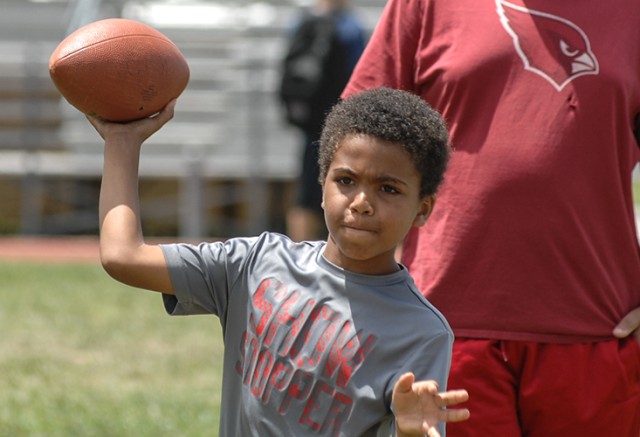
[350,191,374,215]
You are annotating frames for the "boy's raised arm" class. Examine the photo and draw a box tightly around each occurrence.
[88,101,177,294]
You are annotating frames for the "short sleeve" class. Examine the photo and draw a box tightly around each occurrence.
[342,0,425,98]
[160,237,258,317]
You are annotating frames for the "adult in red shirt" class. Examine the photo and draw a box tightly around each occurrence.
[343,0,640,435]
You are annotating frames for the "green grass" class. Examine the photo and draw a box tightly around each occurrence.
[0,262,224,436]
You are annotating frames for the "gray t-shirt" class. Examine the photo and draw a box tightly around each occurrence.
[161,232,453,437]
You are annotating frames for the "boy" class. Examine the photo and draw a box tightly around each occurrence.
[89,87,469,436]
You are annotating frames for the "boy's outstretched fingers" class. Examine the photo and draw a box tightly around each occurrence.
[393,373,470,437]
[439,388,471,422]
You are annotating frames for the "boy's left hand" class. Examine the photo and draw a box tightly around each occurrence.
[392,372,469,437]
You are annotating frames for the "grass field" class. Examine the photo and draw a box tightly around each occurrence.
[0,262,224,436]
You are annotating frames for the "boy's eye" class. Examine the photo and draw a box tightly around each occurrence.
[337,176,353,185]
[381,185,399,194]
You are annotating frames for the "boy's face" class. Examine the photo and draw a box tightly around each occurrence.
[321,134,434,275]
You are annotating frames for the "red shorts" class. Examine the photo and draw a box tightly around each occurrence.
[446,338,640,437]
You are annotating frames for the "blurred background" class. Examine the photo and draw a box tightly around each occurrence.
[0,0,385,240]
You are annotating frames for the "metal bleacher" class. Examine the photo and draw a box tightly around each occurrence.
[0,0,385,238]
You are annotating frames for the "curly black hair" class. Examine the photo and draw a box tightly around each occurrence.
[318,87,450,197]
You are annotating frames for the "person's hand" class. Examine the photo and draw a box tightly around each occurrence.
[85,99,176,146]
[613,306,640,344]
[392,372,470,437]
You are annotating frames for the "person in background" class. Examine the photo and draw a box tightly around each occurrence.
[342,0,640,435]
[279,0,365,241]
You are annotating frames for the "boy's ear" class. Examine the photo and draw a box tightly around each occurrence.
[412,195,436,227]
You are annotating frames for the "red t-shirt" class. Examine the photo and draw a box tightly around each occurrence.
[343,0,640,342]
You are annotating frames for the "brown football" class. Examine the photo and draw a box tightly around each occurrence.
[49,18,189,122]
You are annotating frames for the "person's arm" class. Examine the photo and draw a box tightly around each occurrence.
[87,100,177,294]
[615,118,640,343]
[613,306,640,344]
[392,373,469,437]
[341,0,423,100]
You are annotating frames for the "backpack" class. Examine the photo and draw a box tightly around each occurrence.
[278,13,348,132]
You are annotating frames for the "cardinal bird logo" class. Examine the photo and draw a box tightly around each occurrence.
[496,0,599,91]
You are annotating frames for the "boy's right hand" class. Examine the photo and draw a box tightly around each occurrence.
[86,98,176,146]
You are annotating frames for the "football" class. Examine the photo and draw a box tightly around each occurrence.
[49,18,190,122]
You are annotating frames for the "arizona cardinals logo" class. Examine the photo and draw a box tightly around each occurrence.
[496,0,599,91]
